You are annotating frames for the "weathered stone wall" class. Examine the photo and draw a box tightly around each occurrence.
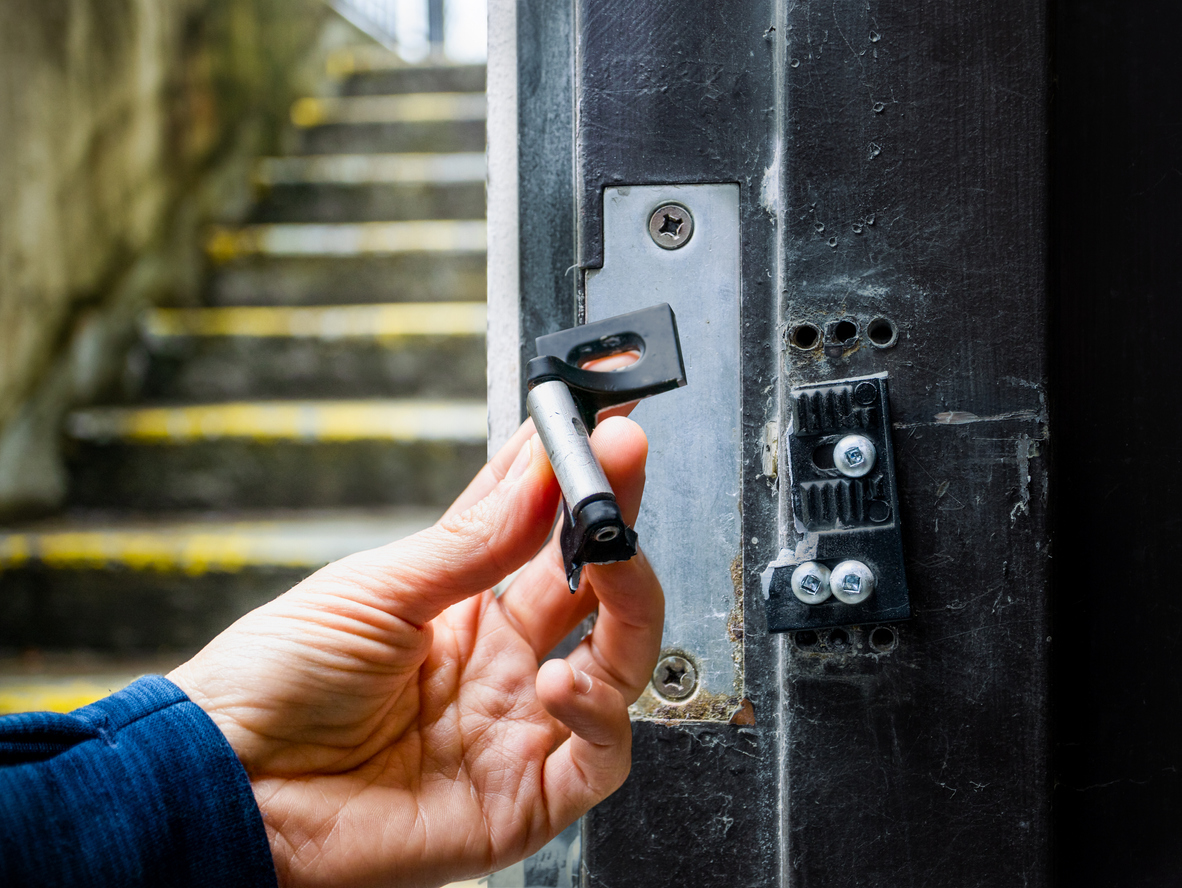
[0,0,328,515]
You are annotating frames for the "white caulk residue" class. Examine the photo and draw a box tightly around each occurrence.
[760,547,795,599]
[1010,433,1034,524]
[760,137,783,216]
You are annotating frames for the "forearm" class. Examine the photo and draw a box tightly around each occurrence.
[0,676,277,888]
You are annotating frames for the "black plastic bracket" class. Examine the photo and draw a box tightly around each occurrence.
[526,303,687,431]
[765,373,911,632]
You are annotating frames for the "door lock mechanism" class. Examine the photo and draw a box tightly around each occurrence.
[525,303,687,591]
[764,373,911,632]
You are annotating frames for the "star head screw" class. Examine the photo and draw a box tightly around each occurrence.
[648,203,694,249]
[652,654,698,701]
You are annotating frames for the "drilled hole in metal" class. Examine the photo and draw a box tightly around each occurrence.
[832,319,859,343]
[790,324,821,350]
[828,628,851,647]
[870,625,897,652]
[795,630,819,648]
[867,317,898,348]
[812,443,836,470]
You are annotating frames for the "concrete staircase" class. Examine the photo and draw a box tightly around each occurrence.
[0,49,488,710]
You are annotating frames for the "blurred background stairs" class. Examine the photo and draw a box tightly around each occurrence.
[0,39,488,713]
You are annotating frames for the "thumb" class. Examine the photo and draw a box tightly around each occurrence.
[327,434,560,627]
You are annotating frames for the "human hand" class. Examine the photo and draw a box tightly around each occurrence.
[168,417,662,888]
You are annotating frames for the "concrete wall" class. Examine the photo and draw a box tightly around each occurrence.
[0,0,328,516]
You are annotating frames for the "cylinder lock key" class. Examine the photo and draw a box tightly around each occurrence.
[525,303,687,591]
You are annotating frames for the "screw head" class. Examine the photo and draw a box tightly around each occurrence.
[648,204,694,249]
[830,560,876,604]
[791,561,833,604]
[833,434,877,478]
[652,654,698,701]
[853,381,878,405]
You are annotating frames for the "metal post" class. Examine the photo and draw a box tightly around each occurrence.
[427,0,445,57]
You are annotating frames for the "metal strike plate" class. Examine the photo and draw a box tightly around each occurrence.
[585,184,742,716]
[764,373,910,632]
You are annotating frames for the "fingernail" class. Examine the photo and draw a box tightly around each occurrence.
[572,667,593,695]
[507,436,534,481]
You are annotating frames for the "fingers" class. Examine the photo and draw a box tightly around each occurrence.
[582,416,649,521]
[567,546,665,704]
[581,353,640,422]
[444,374,635,524]
[496,416,652,658]
[444,349,637,522]
[581,352,639,372]
[536,659,632,828]
[442,419,536,521]
[536,416,664,704]
[326,433,560,627]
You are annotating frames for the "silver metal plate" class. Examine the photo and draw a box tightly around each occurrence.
[586,184,742,713]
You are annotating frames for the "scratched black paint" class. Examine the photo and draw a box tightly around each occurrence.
[523,0,1052,883]
[515,0,577,410]
[777,0,1051,882]
[573,0,782,883]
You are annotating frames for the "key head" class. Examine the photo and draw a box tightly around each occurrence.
[525,303,687,430]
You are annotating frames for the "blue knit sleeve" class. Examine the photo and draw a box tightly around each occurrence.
[0,675,277,887]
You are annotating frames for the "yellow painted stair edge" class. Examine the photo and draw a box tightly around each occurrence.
[66,399,488,444]
[0,678,141,715]
[290,93,486,127]
[144,302,487,339]
[206,220,487,262]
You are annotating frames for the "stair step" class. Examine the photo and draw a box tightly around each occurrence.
[146,303,487,338]
[341,67,487,96]
[0,676,144,715]
[207,220,486,261]
[291,93,485,127]
[0,508,438,654]
[206,253,486,305]
[140,304,486,400]
[0,653,185,714]
[0,508,437,573]
[64,400,486,510]
[67,399,487,443]
[295,119,486,155]
[254,152,485,185]
[326,49,485,94]
[324,44,405,76]
[250,152,486,224]
[250,181,485,223]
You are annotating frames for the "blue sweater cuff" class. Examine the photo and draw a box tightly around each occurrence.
[0,675,278,888]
